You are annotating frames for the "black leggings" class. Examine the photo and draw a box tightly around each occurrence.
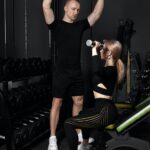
[64,99,118,150]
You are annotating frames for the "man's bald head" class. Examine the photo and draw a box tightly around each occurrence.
[65,0,80,7]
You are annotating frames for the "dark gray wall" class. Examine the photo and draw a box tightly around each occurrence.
[0,0,5,57]
[1,0,150,60]
[92,0,150,61]
[0,0,14,58]
[1,0,50,59]
[13,0,50,58]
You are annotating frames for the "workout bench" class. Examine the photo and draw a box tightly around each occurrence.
[105,96,150,150]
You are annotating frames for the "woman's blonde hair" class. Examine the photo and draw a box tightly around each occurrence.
[104,40,125,84]
[116,58,125,84]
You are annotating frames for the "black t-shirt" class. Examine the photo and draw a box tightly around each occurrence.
[92,55,117,96]
[48,19,90,70]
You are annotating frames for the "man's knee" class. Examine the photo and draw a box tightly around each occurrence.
[51,97,63,110]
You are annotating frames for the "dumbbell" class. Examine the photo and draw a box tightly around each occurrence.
[3,58,16,80]
[22,115,41,140]
[39,108,50,115]
[13,121,29,148]
[0,58,5,81]
[16,58,27,78]
[141,73,149,83]
[33,57,43,75]
[32,111,49,132]
[8,89,24,114]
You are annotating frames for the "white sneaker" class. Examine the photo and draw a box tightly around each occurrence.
[48,136,58,150]
[78,131,83,142]
[88,137,95,143]
[78,143,92,150]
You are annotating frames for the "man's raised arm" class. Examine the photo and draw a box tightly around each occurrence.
[42,0,55,25]
[88,0,104,27]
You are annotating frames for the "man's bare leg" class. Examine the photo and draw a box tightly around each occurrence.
[48,97,62,150]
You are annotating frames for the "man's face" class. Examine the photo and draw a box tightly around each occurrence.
[64,1,80,22]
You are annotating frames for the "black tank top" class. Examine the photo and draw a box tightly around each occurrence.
[92,56,117,96]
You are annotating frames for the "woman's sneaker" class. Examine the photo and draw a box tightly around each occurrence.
[78,131,83,142]
[88,137,95,143]
[78,143,92,150]
[48,136,58,150]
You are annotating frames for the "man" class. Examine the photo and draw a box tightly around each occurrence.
[42,0,104,150]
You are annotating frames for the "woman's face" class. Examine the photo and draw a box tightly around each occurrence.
[100,49,105,59]
[100,43,109,60]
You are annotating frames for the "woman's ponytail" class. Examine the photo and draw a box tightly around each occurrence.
[116,59,125,84]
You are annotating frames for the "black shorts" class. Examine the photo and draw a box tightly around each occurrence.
[52,69,84,98]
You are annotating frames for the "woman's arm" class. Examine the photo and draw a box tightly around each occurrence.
[91,41,103,74]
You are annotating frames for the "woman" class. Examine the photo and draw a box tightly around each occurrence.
[64,39,125,150]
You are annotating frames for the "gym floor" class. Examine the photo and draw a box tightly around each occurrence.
[30,137,69,150]
[30,121,150,150]
[0,121,149,150]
